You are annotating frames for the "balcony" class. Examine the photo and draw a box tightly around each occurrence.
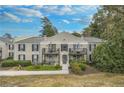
[69,48,87,55]
[42,48,60,55]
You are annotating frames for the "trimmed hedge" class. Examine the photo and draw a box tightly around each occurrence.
[1,60,31,67]
[24,65,62,71]
[6,57,13,60]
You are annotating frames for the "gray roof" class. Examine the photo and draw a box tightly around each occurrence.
[15,37,44,43]
[0,37,13,43]
[83,37,103,43]
[41,32,87,44]
[8,32,103,44]
[14,36,32,42]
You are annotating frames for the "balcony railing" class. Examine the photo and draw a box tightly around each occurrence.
[69,48,87,55]
[42,48,60,55]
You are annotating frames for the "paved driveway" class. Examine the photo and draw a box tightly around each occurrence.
[0,70,69,76]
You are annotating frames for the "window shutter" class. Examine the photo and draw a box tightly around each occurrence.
[23,55,25,60]
[18,55,20,60]
[37,44,39,51]
[18,44,20,51]
[32,44,34,51]
[23,44,25,51]
[37,55,39,61]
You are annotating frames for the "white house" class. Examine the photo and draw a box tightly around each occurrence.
[0,32,103,67]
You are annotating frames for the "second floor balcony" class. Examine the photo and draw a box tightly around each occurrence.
[42,48,60,55]
[69,48,87,55]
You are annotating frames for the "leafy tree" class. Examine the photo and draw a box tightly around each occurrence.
[91,6,124,73]
[2,33,12,39]
[39,17,58,37]
[82,27,92,37]
[72,32,81,37]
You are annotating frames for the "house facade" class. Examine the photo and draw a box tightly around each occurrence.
[0,37,14,60]
[0,32,103,67]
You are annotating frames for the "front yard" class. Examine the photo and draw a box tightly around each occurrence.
[0,72,124,87]
[0,59,124,87]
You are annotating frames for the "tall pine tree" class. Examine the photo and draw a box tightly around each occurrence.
[40,17,58,37]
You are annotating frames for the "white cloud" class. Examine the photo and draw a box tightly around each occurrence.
[72,18,82,21]
[16,7,43,18]
[43,6,59,12]
[62,19,70,24]
[33,5,44,10]
[43,5,98,16]
[0,12,33,23]
[71,17,90,24]
[59,6,75,15]
[22,19,32,23]
[43,5,75,15]
[3,12,21,22]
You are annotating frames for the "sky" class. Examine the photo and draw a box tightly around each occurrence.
[0,5,99,37]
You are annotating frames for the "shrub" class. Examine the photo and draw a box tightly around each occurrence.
[70,60,86,75]
[18,60,31,67]
[70,63,82,75]
[1,60,18,67]
[1,60,31,67]
[6,57,13,60]
[79,63,86,71]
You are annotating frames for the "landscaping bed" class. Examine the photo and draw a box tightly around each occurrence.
[0,59,62,71]
[1,60,31,67]
[23,65,62,71]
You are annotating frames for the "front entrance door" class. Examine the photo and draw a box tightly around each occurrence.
[62,55,67,64]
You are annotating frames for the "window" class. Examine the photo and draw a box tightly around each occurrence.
[61,44,68,51]
[9,44,14,50]
[73,44,80,50]
[0,47,2,52]
[18,54,25,60]
[48,44,56,52]
[18,44,25,51]
[89,44,92,51]
[42,48,45,53]
[32,54,39,63]
[9,52,14,57]
[32,44,39,51]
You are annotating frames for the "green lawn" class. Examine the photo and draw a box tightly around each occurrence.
[0,73,124,87]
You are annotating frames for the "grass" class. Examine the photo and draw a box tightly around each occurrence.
[0,72,124,87]
[23,65,62,71]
